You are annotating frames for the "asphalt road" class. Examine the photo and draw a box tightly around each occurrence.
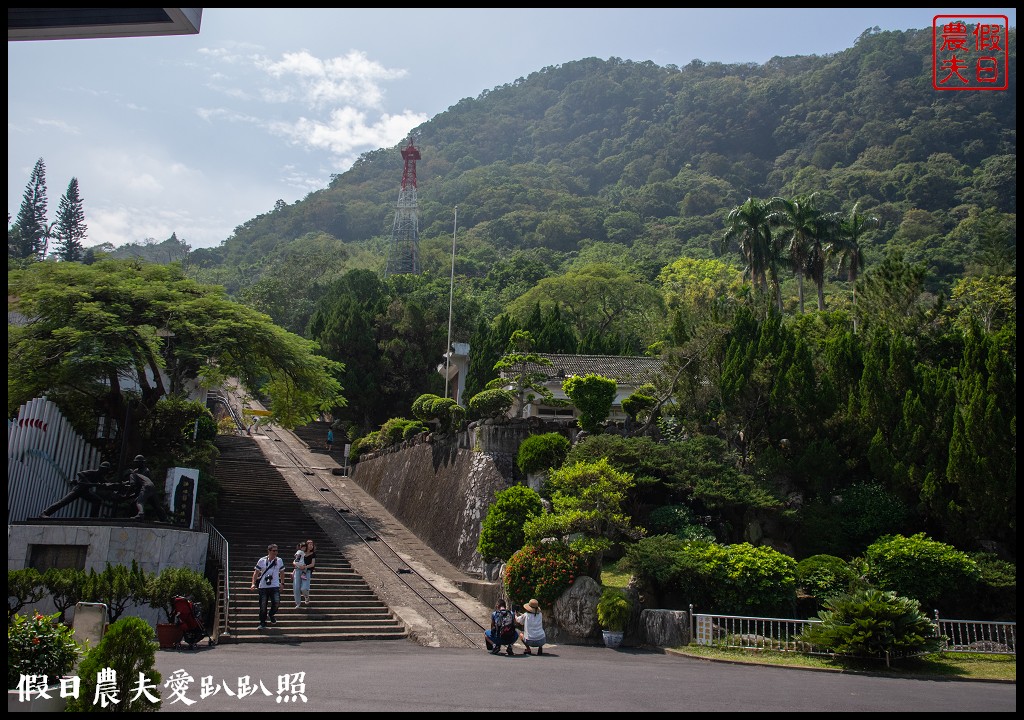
[152,640,1015,712]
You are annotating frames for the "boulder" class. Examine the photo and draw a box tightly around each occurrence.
[551,575,602,643]
[638,609,690,648]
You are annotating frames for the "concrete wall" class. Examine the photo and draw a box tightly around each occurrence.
[8,523,209,625]
[350,418,576,575]
[8,523,208,576]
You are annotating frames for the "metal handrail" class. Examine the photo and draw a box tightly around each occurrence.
[197,514,230,636]
[207,392,247,433]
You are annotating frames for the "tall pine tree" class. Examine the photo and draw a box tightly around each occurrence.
[12,157,49,260]
[53,177,88,261]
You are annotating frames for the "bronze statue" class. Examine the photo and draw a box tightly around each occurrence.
[39,461,118,519]
[125,454,170,522]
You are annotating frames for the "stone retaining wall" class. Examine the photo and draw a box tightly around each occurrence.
[350,419,575,576]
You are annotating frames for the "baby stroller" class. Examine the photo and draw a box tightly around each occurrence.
[171,595,215,649]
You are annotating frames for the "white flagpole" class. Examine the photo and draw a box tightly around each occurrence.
[445,206,457,399]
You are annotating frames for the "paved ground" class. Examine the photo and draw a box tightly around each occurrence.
[152,640,1015,712]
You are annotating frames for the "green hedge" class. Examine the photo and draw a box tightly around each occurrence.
[621,536,797,616]
[516,432,570,475]
[477,485,544,563]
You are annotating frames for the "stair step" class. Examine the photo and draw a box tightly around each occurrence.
[211,435,405,642]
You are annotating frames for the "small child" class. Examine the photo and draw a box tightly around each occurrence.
[292,542,307,609]
[293,542,307,577]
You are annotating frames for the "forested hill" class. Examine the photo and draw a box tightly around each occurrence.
[187,25,1015,299]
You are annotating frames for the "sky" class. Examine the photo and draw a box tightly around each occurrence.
[7,8,1017,251]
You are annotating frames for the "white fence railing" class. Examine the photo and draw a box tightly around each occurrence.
[692,609,1016,658]
[8,397,103,522]
[934,612,1016,655]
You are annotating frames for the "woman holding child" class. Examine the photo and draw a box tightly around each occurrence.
[300,539,317,605]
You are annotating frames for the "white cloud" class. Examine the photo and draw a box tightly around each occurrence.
[254,49,406,109]
[197,46,428,167]
[269,107,428,158]
[34,119,81,135]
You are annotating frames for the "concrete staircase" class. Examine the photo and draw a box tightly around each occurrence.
[290,420,345,464]
[211,434,406,643]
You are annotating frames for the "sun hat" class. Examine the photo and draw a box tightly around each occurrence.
[524,598,540,612]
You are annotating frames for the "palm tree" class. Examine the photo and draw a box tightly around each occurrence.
[830,202,879,333]
[808,212,840,311]
[768,193,826,314]
[723,198,782,311]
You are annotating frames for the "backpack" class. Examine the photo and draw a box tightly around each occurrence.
[496,608,516,642]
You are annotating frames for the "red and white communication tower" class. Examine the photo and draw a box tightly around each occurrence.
[384,137,421,276]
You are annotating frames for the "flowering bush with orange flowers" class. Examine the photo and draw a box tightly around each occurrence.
[504,543,587,608]
[8,611,81,688]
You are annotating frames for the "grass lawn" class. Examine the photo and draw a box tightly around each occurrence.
[599,563,1014,683]
[669,645,1016,682]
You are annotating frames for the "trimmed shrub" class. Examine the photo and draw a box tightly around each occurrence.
[516,432,570,475]
[467,389,514,420]
[378,417,428,447]
[8,568,45,620]
[563,373,617,433]
[354,430,381,455]
[796,482,913,559]
[965,552,1016,620]
[84,562,150,623]
[66,616,162,712]
[621,384,657,423]
[411,393,441,422]
[799,588,945,660]
[504,543,587,609]
[864,533,981,612]
[477,485,544,563]
[795,554,859,608]
[411,395,466,433]
[43,567,88,624]
[402,421,428,440]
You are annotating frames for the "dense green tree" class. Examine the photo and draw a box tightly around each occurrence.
[508,263,665,351]
[465,314,520,399]
[307,269,390,429]
[51,177,88,262]
[854,253,933,337]
[9,260,345,456]
[942,325,1016,550]
[523,302,578,354]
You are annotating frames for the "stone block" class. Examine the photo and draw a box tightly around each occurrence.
[639,608,690,648]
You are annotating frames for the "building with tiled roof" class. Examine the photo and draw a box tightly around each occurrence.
[500,353,664,422]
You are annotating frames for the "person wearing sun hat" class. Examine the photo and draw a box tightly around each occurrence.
[516,598,547,655]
